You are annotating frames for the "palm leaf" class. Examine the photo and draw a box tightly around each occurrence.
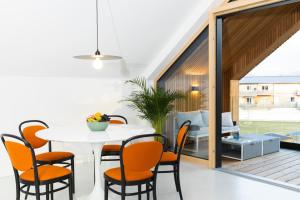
[123,77,185,126]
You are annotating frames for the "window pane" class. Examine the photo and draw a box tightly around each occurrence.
[157,27,209,159]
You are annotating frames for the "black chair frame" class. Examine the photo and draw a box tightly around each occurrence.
[19,120,75,198]
[157,120,191,200]
[101,115,128,162]
[1,134,73,200]
[108,115,128,124]
[104,133,166,200]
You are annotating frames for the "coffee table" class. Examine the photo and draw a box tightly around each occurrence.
[222,136,262,161]
[243,134,280,155]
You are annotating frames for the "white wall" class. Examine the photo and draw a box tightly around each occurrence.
[144,0,224,80]
[0,76,147,177]
[0,0,222,178]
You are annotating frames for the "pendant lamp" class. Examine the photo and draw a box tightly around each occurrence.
[73,0,122,64]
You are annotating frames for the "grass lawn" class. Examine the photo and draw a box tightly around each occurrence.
[239,121,300,135]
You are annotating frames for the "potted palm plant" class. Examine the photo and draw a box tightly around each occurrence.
[124,77,184,139]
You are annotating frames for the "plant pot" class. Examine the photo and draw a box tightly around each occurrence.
[152,119,165,142]
[87,121,109,132]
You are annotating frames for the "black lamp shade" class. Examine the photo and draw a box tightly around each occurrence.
[191,86,200,91]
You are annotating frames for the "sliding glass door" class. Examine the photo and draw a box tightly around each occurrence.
[157,27,209,160]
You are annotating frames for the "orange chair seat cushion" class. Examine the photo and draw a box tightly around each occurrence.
[105,167,153,182]
[36,151,74,162]
[102,144,121,152]
[160,152,178,162]
[109,120,125,124]
[20,165,71,182]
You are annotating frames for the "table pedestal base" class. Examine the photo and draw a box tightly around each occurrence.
[77,186,105,200]
[77,143,108,200]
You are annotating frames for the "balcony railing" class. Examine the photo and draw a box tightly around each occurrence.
[240,91,257,96]
[256,90,273,96]
[240,103,299,108]
[240,90,273,96]
[240,104,256,108]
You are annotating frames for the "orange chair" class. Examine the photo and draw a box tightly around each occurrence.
[19,120,75,197]
[104,134,166,200]
[1,134,73,200]
[101,115,128,162]
[158,120,191,200]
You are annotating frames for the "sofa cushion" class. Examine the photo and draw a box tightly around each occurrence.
[189,127,209,137]
[176,111,205,128]
[188,126,240,137]
[190,125,200,131]
[201,110,209,126]
[222,112,234,127]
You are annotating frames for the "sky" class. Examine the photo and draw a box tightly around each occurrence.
[247,30,300,77]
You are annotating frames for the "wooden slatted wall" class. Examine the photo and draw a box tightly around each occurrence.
[159,37,209,147]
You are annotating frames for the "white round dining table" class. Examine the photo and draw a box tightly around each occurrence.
[36,124,155,200]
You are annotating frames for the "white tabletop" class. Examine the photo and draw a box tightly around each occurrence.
[36,123,155,200]
[36,124,155,144]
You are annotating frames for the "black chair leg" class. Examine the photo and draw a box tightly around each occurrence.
[105,180,109,200]
[138,184,142,200]
[35,185,40,200]
[50,183,54,200]
[16,185,20,200]
[24,186,30,200]
[69,176,73,200]
[71,158,75,193]
[46,184,49,200]
[146,183,150,200]
[153,180,157,200]
[14,171,21,200]
[176,166,183,200]
[173,165,179,192]
[121,184,126,200]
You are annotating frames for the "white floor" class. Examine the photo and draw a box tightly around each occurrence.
[1,160,300,200]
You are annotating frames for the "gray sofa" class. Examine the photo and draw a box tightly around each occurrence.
[174,110,239,152]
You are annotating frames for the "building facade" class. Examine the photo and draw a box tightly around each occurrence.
[240,76,300,109]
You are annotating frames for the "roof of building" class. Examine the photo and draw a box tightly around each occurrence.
[240,76,300,84]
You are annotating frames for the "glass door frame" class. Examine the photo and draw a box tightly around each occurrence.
[212,0,300,168]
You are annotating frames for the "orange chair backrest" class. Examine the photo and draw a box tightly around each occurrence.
[177,125,189,148]
[110,120,125,124]
[123,141,163,172]
[22,125,48,149]
[5,141,33,171]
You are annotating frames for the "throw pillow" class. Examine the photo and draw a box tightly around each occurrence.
[201,110,209,126]
[222,112,234,127]
[176,111,205,128]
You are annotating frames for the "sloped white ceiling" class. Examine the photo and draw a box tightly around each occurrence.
[0,0,219,79]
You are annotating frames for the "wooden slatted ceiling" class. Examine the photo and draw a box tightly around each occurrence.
[221,2,300,113]
[222,2,300,80]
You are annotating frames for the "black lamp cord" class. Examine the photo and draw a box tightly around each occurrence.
[95,0,100,55]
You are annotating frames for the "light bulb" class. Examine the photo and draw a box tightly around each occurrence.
[93,58,103,69]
